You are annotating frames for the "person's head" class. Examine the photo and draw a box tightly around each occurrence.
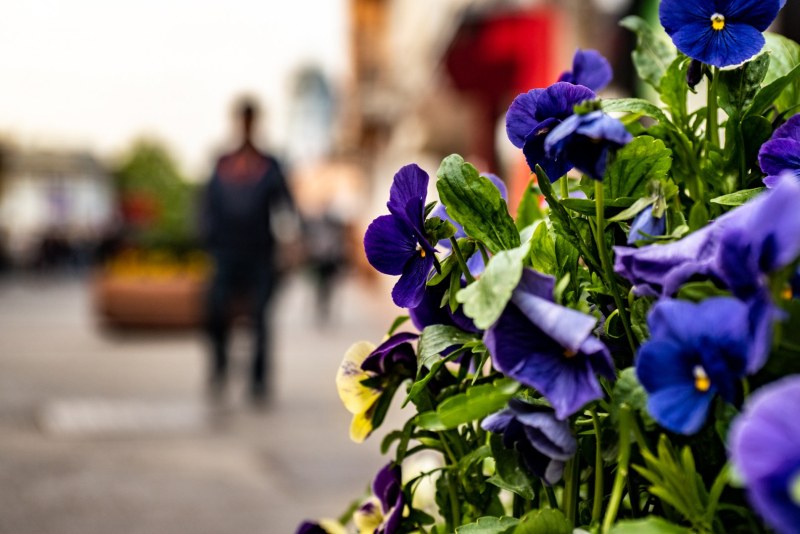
[234,97,260,144]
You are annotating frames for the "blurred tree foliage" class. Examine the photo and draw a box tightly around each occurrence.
[114,139,199,252]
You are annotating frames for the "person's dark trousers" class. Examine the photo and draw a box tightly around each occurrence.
[205,252,275,400]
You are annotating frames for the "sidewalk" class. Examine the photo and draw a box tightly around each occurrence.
[0,273,402,534]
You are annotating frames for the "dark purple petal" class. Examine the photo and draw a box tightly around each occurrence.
[730,376,800,534]
[516,268,556,300]
[759,138,800,178]
[535,82,596,121]
[409,279,478,333]
[295,522,328,534]
[481,409,515,433]
[771,113,800,141]
[559,49,613,92]
[516,412,577,460]
[372,463,401,511]
[510,285,596,354]
[364,214,417,276]
[506,89,544,148]
[391,253,434,308]
[362,332,418,374]
[523,118,574,181]
[387,164,429,217]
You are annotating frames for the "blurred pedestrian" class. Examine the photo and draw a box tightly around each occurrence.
[201,98,296,405]
[304,209,346,326]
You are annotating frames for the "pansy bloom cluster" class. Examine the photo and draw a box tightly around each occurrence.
[301,4,800,533]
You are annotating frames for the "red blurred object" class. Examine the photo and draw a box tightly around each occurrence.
[120,191,160,227]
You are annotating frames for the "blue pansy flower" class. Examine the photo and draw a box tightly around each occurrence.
[364,164,436,308]
[558,49,613,92]
[636,298,750,435]
[544,110,633,181]
[295,521,346,534]
[759,114,800,188]
[506,82,597,181]
[430,172,508,277]
[482,399,577,484]
[627,205,667,245]
[616,179,800,371]
[730,376,800,534]
[409,279,478,334]
[659,0,781,68]
[485,269,614,420]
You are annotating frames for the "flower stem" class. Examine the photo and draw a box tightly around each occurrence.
[594,180,637,353]
[602,404,633,533]
[449,237,475,283]
[560,175,569,200]
[591,407,605,525]
[707,67,720,150]
[477,242,491,266]
[562,456,580,525]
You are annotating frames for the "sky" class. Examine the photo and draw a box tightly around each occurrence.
[0,0,349,178]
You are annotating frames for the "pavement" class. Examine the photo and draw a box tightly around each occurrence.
[0,272,404,534]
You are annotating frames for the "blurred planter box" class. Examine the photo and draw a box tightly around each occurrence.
[92,249,209,329]
[93,273,207,329]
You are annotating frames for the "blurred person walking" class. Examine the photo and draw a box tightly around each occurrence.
[202,98,296,405]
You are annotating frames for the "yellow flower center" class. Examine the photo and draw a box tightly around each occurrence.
[693,365,711,392]
[711,13,725,31]
[416,244,426,258]
[782,284,794,301]
[790,469,800,506]
[563,349,577,359]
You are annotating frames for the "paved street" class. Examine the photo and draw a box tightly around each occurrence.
[0,273,403,534]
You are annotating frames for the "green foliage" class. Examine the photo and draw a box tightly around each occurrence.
[437,154,520,253]
[457,240,531,330]
[487,433,536,500]
[513,509,572,534]
[456,516,519,534]
[718,53,771,119]
[610,517,690,533]
[114,139,196,249]
[620,16,676,91]
[604,136,672,200]
[415,378,519,431]
[764,32,800,113]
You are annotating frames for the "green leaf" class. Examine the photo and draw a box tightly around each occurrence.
[487,433,536,500]
[602,98,670,124]
[612,367,655,428]
[677,281,730,302]
[560,197,637,217]
[515,178,543,231]
[660,55,689,124]
[529,222,557,275]
[513,508,572,534]
[418,325,478,369]
[456,517,519,534]
[605,136,672,200]
[609,517,690,533]
[746,61,800,119]
[437,154,520,253]
[764,32,800,113]
[457,240,532,329]
[415,378,520,431]
[386,315,410,336]
[688,202,709,232]
[607,196,657,222]
[718,52,770,118]
[620,16,676,90]
[709,187,764,206]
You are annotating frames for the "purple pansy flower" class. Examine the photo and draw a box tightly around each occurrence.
[636,298,750,435]
[506,82,597,181]
[660,0,781,68]
[295,522,344,534]
[482,399,577,484]
[627,205,666,245]
[361,332,418,376]
[730,376,800,534]
[409,279,478,334]
[431,172,508,278]
[364,164,436,308]
[485,269,614,420]
[759,114,800,188]
[558,49,613,92]
[354,463,405,534]
[544,110,633,181]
